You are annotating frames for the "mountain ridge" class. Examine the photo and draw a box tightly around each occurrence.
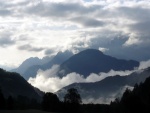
[56,67,150,104]
[11,50,73,80]
[59,49,139,77]
[0,68,43,100]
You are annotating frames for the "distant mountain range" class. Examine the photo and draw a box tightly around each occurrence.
[10,56,54,78]
[59,49,139,77]
[11,49,139,80]
[11,51,73,80]
[2,49,150,104]
[0,68,43,100]
[56,67,150,104]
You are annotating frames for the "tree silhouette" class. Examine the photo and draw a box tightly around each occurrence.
[64,88,82,104]
[0,87,5,110]
[7,96,14,110]
[16,95,30,109]
[110,76,150,113]
[64,88,82,112]
[42,92,60,112]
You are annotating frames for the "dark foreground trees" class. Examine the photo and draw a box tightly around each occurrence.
[64,88,82,104]
[7,96,14,110]
[0,87,5,109]
[42,92,60,112]
[41,88,82,113]
[64,88,82,113]
[2,76,150,113]
[110,76,150,113]
[0,88,40,110]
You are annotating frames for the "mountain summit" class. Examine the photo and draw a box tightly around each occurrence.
[59,49,139,77]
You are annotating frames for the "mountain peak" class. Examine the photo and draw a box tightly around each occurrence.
[59,49,139,77]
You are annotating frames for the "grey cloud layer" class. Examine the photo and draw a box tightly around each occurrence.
[0,32,15,47]
[18,44,45,52]
[0,0,150,61]
[70,16,105,27]
[0,37,15,47]
[26,2,100,18]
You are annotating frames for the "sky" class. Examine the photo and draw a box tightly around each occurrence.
[0,0,150,70]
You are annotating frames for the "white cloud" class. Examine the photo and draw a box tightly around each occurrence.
[123,33,142,46]
[28,64,135,92]
[138,59,150,70]
[28,66,85,92]
[98,47,109,52]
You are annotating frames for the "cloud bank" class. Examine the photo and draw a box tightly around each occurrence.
[28,65,135,93]
[138,59,150,70]
[28,59,150,93]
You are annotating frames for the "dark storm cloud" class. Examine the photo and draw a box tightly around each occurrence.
[71,16,105,27]
[45,49,55,55]
[18,44,45,52]
[127,21,150,48]
[0,9,12,16]
[129,21,150,34]
[0,0,30,17]
[87,32,150,61]
[0,37,15,47]
[116,6,150,22]
[0,36,15,48]
[0,0,150,62]
[26,2,101,19]
[14,2,150,60]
